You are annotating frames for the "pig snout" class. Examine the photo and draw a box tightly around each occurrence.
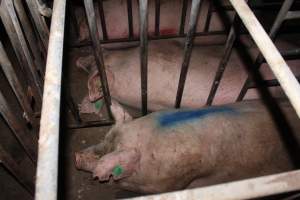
[75,151,98,172]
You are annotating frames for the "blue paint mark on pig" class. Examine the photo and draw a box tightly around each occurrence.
[158,107,235,127]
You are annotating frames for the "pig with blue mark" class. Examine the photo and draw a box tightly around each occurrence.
[75,100,300,193]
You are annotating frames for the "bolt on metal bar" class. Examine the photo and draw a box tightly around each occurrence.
[0,41,36,127]
[126,170,300,200]
[230,0,300,117]
[237,0,295,102]
[0,91,37,163]
[0,144,35,196]
[98,0,108,41]
[127,0,134,39]
[83,0,114,120]
[175,0,202,108]
[34,0,66,199]
[179,0,188,35]
[139,0,149,115]
[155,0,160,36]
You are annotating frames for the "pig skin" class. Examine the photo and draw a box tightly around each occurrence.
[75,100,300,193]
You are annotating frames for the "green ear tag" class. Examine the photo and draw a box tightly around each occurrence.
[95,99,104,111]
[112,165,123,176]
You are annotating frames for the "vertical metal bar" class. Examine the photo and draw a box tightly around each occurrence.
[175,0,202,108]
[229,0,300,117]
[206,26,236,105]
[0,91,37,163]
[0,0,42,105]
[155,0,160,36]
[203,0,212,32]
[98,0,108,41]
[0,144,35,196]
[0,41,36,126]
[83,0,113,119]
[127,0,134,38]
[35,0,66,199]
[139,0,149,115]
[179,0,188,35]
[237,0,295,101]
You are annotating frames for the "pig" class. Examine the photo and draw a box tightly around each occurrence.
[76,39,295,112]
[75,99,300,193]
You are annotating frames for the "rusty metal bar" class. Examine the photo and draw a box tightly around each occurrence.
[155,0,160,36]
[127,170,300,200]
[34,0,66,199]
[175,0,202,108]
[24,0,49,52]
[230,0,300,117]
[179,0,188,35]
[127,0,134,39]
[0,144,34,196]
[13,0,45,75]
[98,0,108,41]
[0,41,36,126]
[139,0,149,115]
[0,0,43,105]
[83,0,113,119]
[237,0,295,102]
[0,91,37,163]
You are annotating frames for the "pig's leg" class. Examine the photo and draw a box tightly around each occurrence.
[93,148,141,181]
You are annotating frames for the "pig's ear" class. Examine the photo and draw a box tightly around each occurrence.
[111,99,133,125]
[93,148,141,181]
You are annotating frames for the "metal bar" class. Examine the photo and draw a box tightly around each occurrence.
[83,0,113,120]
[68,119,114,129]
[127,0,134,39]
[175,0,202,108]
[204,0,212,32]
[248,76,300,89]
[285,11,300,20]
[0,0,43,105]
[13,0,45,76]
[139,0,149,115]
[229,0,300,117]
[0,91,37,163]
[69,1,80,40]
[98,0,108,41]
[34,0,66,199]
[0,41,36,126]
[206,25,236,105]
[126,170,300,200]
[0,144,34,196]
[24,0,49,52]
[70,30,225,47]
[237,0,295,102]
[155,0,160,36]
[179,0,188,35]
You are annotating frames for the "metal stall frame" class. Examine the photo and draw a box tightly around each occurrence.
[35,0,300,199]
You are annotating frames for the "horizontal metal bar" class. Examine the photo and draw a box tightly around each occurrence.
[69,30,226,48]
[248,76,300,89]
[35,0,66,199]
[175,0,202,108]
[285,11,300,20]
[67,119,114,129]
[127,170,300,200]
